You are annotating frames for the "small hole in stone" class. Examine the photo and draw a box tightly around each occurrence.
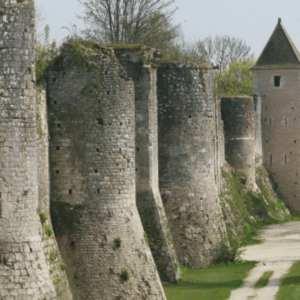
[189,116,192,118]
[107,91,110,95]
[56,170,59,174]
[294,140,297,143]
[120,122,122,126]
[105,71,108,75]
[70,241,76,248]
[97,148,100,152]
[57,124,61,128]
[54,101,57,105]
[53,78,56,82]
[69,189,72,194]
[56,146,60,150]
[136,168,138,172]
[137,148,139,152]
[95,169,98,173]
[97,189,100,194]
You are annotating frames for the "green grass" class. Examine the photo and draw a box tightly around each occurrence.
[276,262,300,300]
[163,261,257,300]
[254,271,273,289]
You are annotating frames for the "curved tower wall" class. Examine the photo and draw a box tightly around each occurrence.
[114,48,180,282]
[157,63,226,267]
[0,1,60,299]
[46,46,166,300]
[220,96,256,187]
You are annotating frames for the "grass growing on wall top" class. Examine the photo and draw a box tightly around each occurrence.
[163,261,257,300]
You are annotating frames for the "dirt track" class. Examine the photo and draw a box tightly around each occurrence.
[228,221,300,300]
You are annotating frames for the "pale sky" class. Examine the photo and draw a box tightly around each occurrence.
[35,0,300,57]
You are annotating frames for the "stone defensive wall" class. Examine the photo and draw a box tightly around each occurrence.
[44,44,166,300]
[114,47,180,282]
[220,96,256,187]
[157,63,226,267]
[0,1,71,299]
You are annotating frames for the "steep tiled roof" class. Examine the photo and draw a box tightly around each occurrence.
[255,18,300,65]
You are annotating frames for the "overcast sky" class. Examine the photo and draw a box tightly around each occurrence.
[35,0,300,58]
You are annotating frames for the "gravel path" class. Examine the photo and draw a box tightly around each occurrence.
[228,221,300,300]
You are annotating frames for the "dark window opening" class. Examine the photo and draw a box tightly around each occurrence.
[57,124,61,128]
[285,118,288,126]
[136,148,139,152]
[97,189,100,194]
[69,189,72,195]
[56,146,60,150]
[274,76,281,87]
[285,154,287,165]
[107,91,110,95]
[105,71,108,75]
[53,78,56,82]
[269,117,272,126]
[56,170,59,174]
[270,154,272,166]
[120,122,122,126]
[189,115,192,118]
[95,169,98,173]
[294,140,297,143]
[96,148,100,152]
[296,182,298,185]
[54,101,57,105]
[136,168,138,172]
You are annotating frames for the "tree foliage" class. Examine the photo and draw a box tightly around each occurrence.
[77,0,180,49]
[215,59,255,96]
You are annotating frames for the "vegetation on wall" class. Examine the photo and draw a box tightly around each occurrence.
[220,165,291,246]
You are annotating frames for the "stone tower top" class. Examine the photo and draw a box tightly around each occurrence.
[251,18,300,69]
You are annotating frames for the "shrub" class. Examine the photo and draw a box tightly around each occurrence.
[114,237,122,248]
[215,236,244,264]
[49,250,57,262]
[39,210,47,225]
[120,268,130,281]
[60,263,67,271]
[44,225,53,237]
[143,232,149,244]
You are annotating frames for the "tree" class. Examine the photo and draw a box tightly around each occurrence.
[77,0,180,47]
[196,35,254,71]
[215,59,255,96]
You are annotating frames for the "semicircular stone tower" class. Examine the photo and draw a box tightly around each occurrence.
[0,1,61,299]
[221,96,256,187]
[46,45,166,300]
[157,63,226,267]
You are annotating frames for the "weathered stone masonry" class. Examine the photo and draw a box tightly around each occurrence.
[45,46,166,300]
[114,47,180,283]
[221,96,256,187]
[0,1,68,299]
[157,63,226,267]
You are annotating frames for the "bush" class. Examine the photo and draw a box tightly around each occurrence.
[44,225,53,237]
[60,263,67,271]
[215,236,244,264]
[114,237,122,248]
[49,250,57,262]
[39,210,47,225]
[120,268,130,281]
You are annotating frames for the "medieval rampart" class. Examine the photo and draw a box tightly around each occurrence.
[157,63,226,267]
[114,47,180,282]
[221,96,256,187]
[45,45,166,300]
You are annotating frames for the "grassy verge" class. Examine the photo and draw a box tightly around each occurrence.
[163,261,257,300]
[220,167,300,247]
[276,262,300,300]
[254,271,273,289]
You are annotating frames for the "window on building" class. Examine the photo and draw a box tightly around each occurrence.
[270,154,273,166]
[274,76,281,87]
